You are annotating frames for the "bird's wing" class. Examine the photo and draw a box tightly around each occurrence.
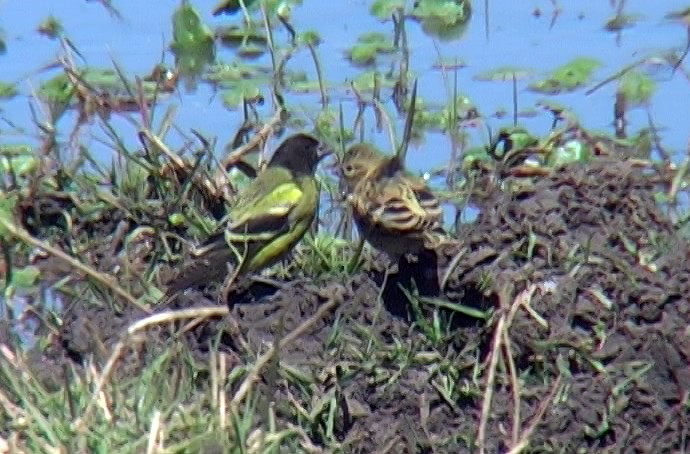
[370,156,443,226]
[226,179,303,242]
[354,179,434,233]
[241,176,318,272]
[404,177,443,224]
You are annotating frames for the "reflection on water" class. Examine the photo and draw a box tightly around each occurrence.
[0,284,64,349]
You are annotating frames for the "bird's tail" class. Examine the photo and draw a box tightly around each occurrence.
[161,234,237,303]
[421,228,456,250]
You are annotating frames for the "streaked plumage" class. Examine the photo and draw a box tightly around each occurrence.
[163,133,328,300]
[340,143,446,259]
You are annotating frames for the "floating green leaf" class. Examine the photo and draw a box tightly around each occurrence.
[173,41,215,84]
[284,71,320,93]
[474,66,532,82]
[350,70,396,92]
[0,82,17,99]
[215,24,268,49]
[221,80,262,109]
[237,43,266,59]
[38,68,167,106]
[604,13,641,32]
[617,70,655,107]
[370,0,405,20]
[171,3,214,51]
[528,57,602,94]
[412,0,472,41]
[297,30,321,47]
[206,62,269,87]
[346,32,395,66]
[37,15,63,39]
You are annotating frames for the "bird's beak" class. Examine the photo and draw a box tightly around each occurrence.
[317,144,334,161]
[325,159,341,174]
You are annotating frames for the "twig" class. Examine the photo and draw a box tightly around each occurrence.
[475,313,505,454]
[213,108,285,188]
[506,375,562,454]
[228,295,341,412]
[502,328,521,446]
[397,78,417,163]
[72,306,229,431]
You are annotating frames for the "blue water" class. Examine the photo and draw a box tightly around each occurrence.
[1,0,689,171]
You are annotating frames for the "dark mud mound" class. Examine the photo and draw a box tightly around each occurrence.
[13,157,690,453]
[439,158,690,452]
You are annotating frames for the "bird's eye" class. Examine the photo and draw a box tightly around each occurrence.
[343,164,354,175]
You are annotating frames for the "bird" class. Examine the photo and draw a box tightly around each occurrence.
[163,132,330,301]
[339,143,447,261]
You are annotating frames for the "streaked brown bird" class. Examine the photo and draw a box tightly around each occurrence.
[163,133,329,301]
[339,143,447,260]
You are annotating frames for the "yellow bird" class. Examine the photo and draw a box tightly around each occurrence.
[340,143,446,260]
[163,133,330,300]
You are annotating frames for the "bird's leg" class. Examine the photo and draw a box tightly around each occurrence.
[220,240,250,307]
[220,262,238,306]
[346,238,365,274]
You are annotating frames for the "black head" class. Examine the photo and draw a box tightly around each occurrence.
[268,133,329,175]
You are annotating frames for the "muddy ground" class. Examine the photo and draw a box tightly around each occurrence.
[10,156,690,453]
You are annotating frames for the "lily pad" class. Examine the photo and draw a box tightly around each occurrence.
[412,0,472,41]
[221,80,263,109]
[171,3,214,52]
[284,71,320,93]
[617,70,655,107]
[474,66,533,82]
[297,30,322,47]
[0,82,17,99]
[215,24,268,48]
[346,32,395,67]
[369,0,405,20]
[170,2,215,87]
[237,42,266,59]
[350,70,397,92]
[604,13,641,32]
[37,15,63,39]
[206,62,269,86]
[38,68,171,105]
[172,39,216,84]
[528,57,602,94]
[432,57,467,70]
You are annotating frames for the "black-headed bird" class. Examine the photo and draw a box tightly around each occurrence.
[339,143,447,260]
[163,132,329,300]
